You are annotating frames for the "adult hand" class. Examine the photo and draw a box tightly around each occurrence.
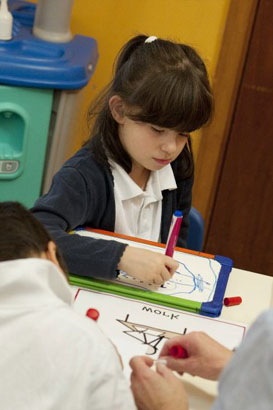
[159,332,233,380]
[118,246,178,285]
[130,356,188,410]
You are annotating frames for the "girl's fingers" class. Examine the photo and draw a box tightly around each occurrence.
[160,266,173,282]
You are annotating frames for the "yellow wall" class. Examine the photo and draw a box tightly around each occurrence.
[70,0,231,156]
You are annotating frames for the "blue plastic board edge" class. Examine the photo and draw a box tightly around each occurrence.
[200,256,233,317]
[214,255,233,266]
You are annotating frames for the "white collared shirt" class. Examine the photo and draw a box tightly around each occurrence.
[111,162,177,241]
[0,258,136,410]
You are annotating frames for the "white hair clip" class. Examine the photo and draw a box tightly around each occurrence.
[145,36,157,43]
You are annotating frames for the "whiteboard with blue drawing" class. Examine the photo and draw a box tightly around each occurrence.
[69,228,233,317]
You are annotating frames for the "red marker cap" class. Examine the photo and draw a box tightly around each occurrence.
[169,344,188,359]
[224,296,242,307]
[86,308,100,321]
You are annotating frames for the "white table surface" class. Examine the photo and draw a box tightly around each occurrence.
[185,266,273,410]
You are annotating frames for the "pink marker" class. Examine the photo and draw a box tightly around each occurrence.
[165,210,183,257]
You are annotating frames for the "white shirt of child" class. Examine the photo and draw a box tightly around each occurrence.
[111,161,177,241]
[0,258,136,410]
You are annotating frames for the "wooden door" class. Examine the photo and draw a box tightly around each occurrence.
[204,0,273,275]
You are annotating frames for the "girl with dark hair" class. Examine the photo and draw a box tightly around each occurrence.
[32,34,213,284]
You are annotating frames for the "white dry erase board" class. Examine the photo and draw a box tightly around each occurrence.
[72,288,246,378]
[71,228,233,317]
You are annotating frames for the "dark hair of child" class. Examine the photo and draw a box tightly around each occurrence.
[86,34,213,180]
[0,201,68,274]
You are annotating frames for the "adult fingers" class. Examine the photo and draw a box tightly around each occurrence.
[130,355,154,375]
[160,357,190,374]
[155,361,177,379]
[159,336,187,357]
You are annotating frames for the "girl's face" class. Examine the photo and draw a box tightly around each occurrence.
[119,117,189,173]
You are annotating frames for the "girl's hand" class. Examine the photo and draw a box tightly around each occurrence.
[118,246,178,285]
[130,356,188,410]
[159,332,233,381]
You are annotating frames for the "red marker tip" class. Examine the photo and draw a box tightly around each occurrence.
[86,308,100,321]
[169,344,188,359]
[224,296,242,307]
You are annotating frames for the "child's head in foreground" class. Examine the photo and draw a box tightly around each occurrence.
[0,201,67,276]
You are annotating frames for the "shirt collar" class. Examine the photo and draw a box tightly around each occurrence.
[0,258,73,307]
[110,161,177,201]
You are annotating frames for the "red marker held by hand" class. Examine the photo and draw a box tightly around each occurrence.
[154,344,188,367]
[169,344,188,359]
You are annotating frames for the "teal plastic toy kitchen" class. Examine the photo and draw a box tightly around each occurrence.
[0,86,53,207]
[0,0,98,207]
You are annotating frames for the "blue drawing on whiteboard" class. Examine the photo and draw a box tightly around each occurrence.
[117,257,219,303]
[162,259,217,301]
[76,229,222,303]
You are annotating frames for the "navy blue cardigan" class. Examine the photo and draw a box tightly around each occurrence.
[32,146,193,279]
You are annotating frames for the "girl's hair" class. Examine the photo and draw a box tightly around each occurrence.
[86,34,213,178]
[0,201,68,275]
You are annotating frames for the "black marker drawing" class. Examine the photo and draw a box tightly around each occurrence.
[117,314,187,355]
